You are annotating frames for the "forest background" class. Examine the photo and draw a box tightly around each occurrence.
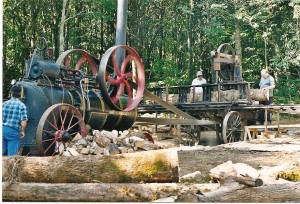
[2,0,300,104]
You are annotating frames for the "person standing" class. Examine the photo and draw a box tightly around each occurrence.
[2,85,28,156]
[258,69,275,124]
[190,71,207,102]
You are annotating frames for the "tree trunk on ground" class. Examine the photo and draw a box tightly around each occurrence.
[2,182,219,202]
[196,182,300,202]
[2,149,178,183]
[3,182,299,202]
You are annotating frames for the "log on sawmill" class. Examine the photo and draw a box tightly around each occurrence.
[250,89,269,101]
[2,182,220,202]
[211,90,240,102]
[2,148,178,183]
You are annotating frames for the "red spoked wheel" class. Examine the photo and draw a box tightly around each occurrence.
[36,104,87,156]
[97,45,145,111]
[56,49,99,79]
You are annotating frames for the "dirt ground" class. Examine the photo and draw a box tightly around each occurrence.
[151,116,300,179]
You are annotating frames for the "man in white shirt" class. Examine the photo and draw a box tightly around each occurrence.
[190,71,207,102]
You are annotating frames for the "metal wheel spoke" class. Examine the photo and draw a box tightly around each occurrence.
[123,72,133,79]
[61,106,70,131]
[111,83,125,104]
[42,129,56,136]
[67,110,76,130]
[107,77,123,85]
[70,131,81,137]
[120,55,131,74]
[124,80,133,106]
[51,110,58,130]
[44,139,56,154]
[66,117,84,132]
[41,137,56,143]
[46,119,59,131]
[58,106,64,130]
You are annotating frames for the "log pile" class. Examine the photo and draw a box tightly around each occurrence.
[3,138,300,202]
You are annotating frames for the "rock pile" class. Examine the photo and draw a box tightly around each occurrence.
[62,129,159,157]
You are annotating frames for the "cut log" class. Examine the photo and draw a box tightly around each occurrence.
[3,182,300,202]
[250,89,269,101]
[196,182,300,202]
[2,148,178,183]
[2,182,220,202]
[211,90,240,102]
[232,176,263,187]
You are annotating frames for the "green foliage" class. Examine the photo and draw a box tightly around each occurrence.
[149,59,190,86]
[274,78,300,104]
[2,0,300,104]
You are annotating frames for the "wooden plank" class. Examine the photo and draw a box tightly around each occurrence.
[136,117,219,126]
[213,58,234,64]
[245,124,300,129]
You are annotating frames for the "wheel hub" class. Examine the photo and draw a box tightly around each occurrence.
[55,130,71,143]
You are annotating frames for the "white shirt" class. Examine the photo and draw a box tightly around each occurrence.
[191,78,207,93]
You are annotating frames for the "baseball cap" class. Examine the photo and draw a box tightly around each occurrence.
[197,71,203,76]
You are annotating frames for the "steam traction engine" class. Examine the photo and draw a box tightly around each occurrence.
[18,44,145,156]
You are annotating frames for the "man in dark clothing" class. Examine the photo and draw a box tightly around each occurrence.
[2,85,28,156]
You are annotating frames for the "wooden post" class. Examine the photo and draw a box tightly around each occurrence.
[264,108,268,132]
[177,121,182,144]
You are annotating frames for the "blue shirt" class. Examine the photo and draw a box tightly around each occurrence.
[2,98,28,131]
[259,75,275,96]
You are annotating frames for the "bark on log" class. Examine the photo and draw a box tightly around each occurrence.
[211,90,240,102]
[250,89,269,101]
[3,182,300,202]
[2,182,220,202]
[232,176,263,187]
[2,148,178,183]
[197,182,300,202]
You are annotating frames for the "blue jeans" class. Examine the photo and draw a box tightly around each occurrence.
[2,126,21,156]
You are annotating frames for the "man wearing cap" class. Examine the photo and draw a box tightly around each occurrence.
[190,71,207,102]
[2,85,28,156]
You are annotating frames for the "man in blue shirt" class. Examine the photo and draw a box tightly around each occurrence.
[2,85,28,156]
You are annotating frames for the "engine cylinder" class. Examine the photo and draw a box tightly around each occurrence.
[29,60,60,80]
